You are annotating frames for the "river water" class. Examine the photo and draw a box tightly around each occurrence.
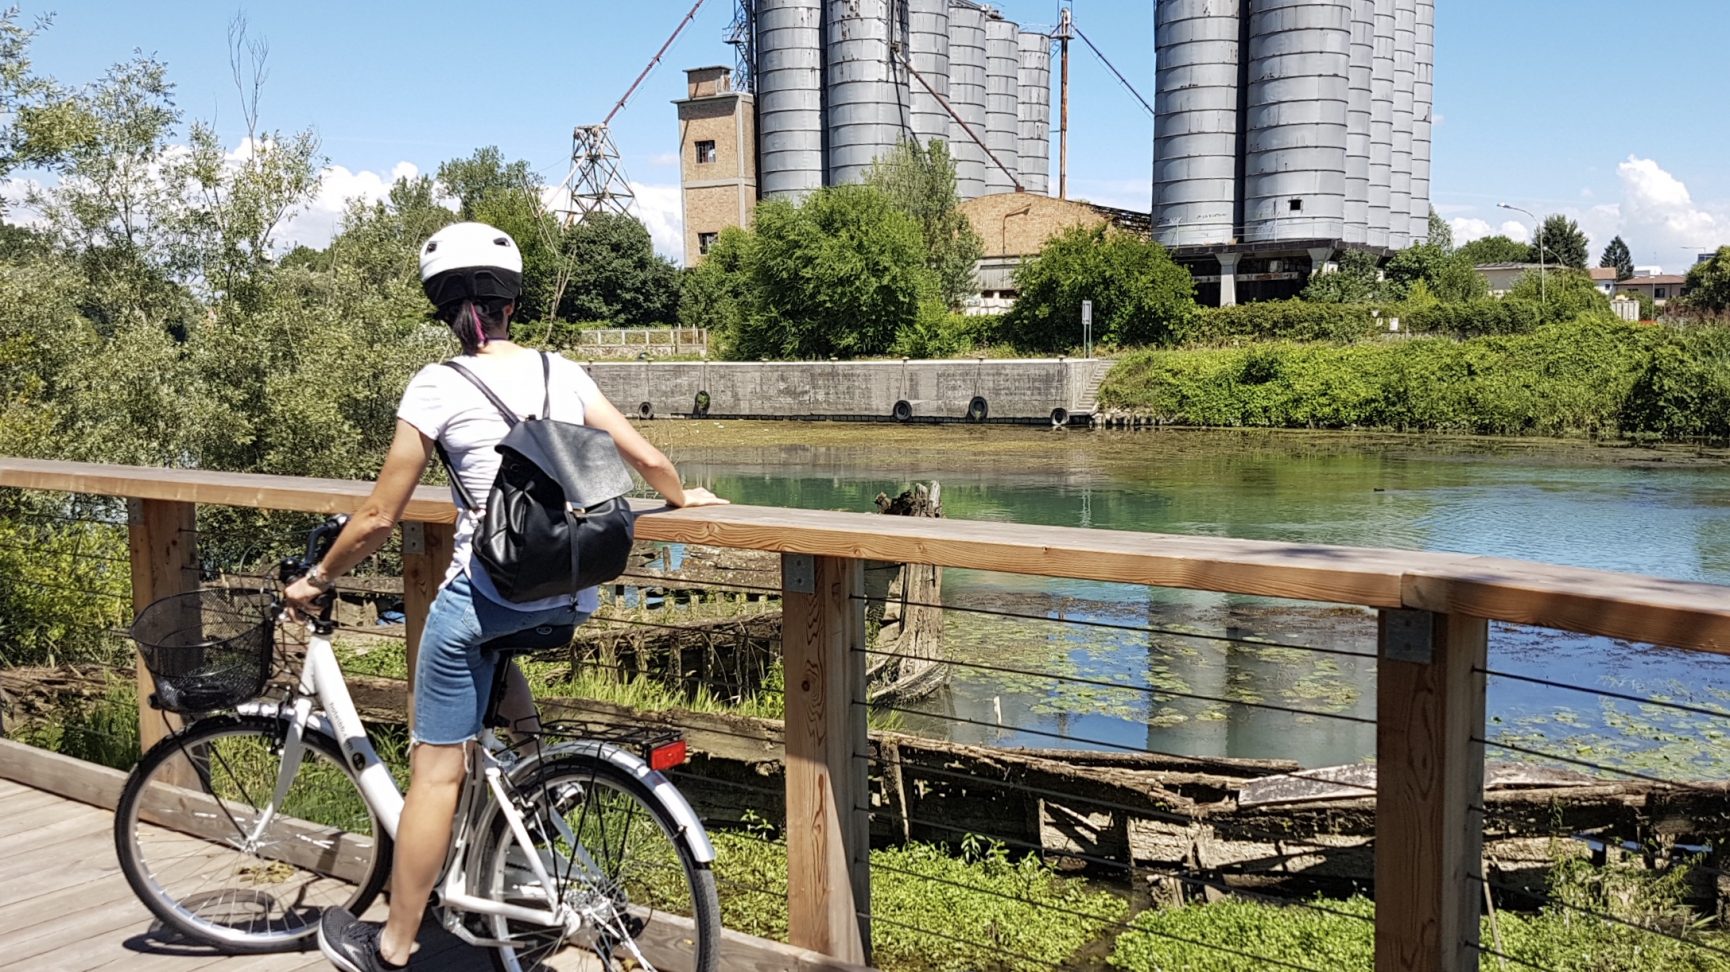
[654,423,1730,773]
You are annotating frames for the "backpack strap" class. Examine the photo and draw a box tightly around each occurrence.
[442,360,522,427]
[540,351,552,421]
[436,358,526,513]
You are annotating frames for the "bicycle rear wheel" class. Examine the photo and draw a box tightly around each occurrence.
[113,714,392,952]
[475,754,720,972]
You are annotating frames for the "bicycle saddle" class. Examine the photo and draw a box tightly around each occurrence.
[477,623,577,656]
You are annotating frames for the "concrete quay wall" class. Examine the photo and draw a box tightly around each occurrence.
[580,358,1111,424]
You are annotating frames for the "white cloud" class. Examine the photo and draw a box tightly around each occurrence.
[278,160,426,251]
[628,181,684,264]
[1615,156,1723,260]
[1448,217,1530,245]
[1443,157,1727,272]
[645,152,679,168]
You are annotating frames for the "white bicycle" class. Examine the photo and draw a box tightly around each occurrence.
[112,517,721,972]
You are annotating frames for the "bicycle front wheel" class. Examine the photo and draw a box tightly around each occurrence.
[476,754,720,972]
[113,714,392,952]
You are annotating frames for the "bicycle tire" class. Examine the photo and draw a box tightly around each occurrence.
[475,753,720,972]
[113,714,393,952]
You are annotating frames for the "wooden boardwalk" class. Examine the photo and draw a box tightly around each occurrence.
[0,778,597,971]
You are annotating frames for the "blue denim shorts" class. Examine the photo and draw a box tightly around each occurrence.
[411,571,588,746]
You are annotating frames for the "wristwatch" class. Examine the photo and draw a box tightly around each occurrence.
[305,563,335,592]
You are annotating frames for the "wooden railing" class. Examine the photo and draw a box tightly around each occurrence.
[5,455,1730,972]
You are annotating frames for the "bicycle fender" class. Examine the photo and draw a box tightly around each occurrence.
[515,741,716,865]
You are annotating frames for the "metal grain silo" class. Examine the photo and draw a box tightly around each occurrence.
[1016,30,1051,195]
[1389,0,1416,248]
[1151,0,1241,247]
[1242,0,1351,243]
[908,0,951,151]
[1343,0,1374,244]
[826,0,901,185]
[1410,0,1434,242]
[947,1,989,198]
[983,11,1021,193]
[755,0,826,200]
[1368,0,1395,246]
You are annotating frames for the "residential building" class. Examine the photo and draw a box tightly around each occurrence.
[675,67,755,266]
[1588,267,1619,297]
[1615,274,1688,307]
[1474,263,1545,297]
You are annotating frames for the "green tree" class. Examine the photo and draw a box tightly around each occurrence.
[1383,239,1488,304]
[678,226,752,335]
[727,185,933,359]
[1425,209,1453,251]
[436,146,535,220]
[1534,214,1589,269]
[556,212,680,325]
[1301,249,1383,303]
[1458,235,1532,265]
[1600,236,1634,280]
[1510,267,1612,323]
[865,139,984,310]
[1003,224,1195,351]
[326,174,456,296]
[1685,246,1730,313]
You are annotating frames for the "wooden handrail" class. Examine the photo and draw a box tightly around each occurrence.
[6,456,1730,653]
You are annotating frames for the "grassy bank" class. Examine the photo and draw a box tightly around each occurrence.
[1099,318,1730,439]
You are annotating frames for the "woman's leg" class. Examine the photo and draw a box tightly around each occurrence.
[377,743,466,965]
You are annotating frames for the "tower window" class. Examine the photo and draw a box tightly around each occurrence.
[1288,199,1304,213]
[695,140,717,164]
[698,232,718,255]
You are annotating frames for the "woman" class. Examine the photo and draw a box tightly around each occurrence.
[289,222,726,972]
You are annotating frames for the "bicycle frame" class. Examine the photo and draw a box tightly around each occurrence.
[235,623,581,942]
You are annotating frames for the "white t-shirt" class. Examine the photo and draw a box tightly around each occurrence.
[397,349,605,614]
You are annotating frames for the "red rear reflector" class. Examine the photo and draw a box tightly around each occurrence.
[649,740,688,771]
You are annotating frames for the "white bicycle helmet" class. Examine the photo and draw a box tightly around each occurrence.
[418,221,523,308]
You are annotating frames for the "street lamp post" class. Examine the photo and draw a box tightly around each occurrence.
[1499,203,1545,306]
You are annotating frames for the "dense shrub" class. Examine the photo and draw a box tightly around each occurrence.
[1508,267,1614,322]
[1002,224,1196,352]
[1619,326,1730,438]
[1100,318,1685,437]
[1402,297,1544,337]
[1174,300,1382,346]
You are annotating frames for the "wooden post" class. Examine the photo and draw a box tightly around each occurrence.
[400,520,453,726]
[781,553,869,964]
[127,499,198,756]
[1376,609,1488,972]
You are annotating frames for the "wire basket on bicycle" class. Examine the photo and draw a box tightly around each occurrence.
[130,588,276,713]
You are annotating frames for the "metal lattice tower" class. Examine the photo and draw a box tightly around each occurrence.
[727,0,755,92]
[556,124,637,223]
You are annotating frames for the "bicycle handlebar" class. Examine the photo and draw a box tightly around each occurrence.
[277,514,348,626]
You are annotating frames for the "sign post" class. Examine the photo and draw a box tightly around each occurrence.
[1081,300,1093,359]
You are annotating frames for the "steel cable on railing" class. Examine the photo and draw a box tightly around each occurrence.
[854,592,1379,661]
[861,699,1380,797]
[862,800,1378,929]
[1472,873,1730,960]
[1481,667,1730,723]
[860,645,1375,725]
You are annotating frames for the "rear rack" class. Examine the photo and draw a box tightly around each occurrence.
[527,720,686,766]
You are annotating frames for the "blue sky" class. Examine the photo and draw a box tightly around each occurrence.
[19,0,1729,270]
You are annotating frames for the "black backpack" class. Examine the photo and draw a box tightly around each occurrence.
[435,352,636,603]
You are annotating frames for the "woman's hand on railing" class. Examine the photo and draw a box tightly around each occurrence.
[671,487,729,509]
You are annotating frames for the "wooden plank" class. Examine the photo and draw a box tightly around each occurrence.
[0,737,128,808]
[0,457,458,524]
[400,519,453,725]
[633,906,878,972]
[129,498,199,761]
[1404,559,1730,655]
[12,456,1730,651]
[780,554,869,965]
[1374,610,1486,972]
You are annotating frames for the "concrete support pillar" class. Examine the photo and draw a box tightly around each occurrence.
[1217,252,1242,307]
[1309,246,1337,276]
